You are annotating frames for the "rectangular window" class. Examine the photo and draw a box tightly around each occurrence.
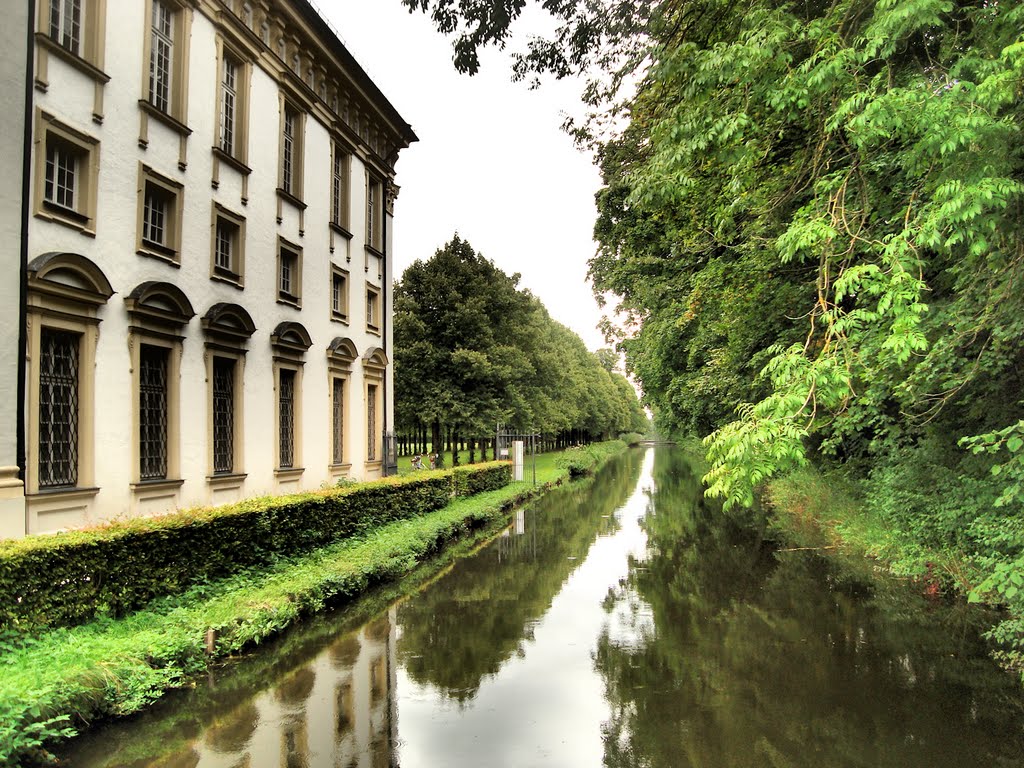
[149,0,174,114]
[219,56,237,155]
[49,0,82,55]
[139,344,169,481]
[279,369,295,468]
[212,357,235,474]
[277,240,302,306]
[366,285,380,331]
[331,267,348,321]
[44,137,79,212]
[282,106,296,194]
[367,384,377,462]
[280,248,295,297]
[137,166,182,261]
[211,205,245,284]
[331,147,348,227]
[38,328,80,489]
[36,111,99,233]
[366,176,382,250]
[332,377,344,464]
[142,180,175,249]
[215,219,234,271]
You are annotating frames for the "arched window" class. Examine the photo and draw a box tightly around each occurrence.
[124,282,194,490]
[201,303,256,487]
[25,253,113,526]
[270,322,312,480]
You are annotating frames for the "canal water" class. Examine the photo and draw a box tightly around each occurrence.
[57,447,1024,767]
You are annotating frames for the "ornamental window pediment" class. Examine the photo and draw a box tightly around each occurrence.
[27,252,114,308]
[201,302,256,345]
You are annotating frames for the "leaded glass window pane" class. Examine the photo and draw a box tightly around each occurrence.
[367,384,377,461]
[39,328,79,488]
[332,378,344,464]
[279,369,295,468]
[213,357,235,474]
[139,345,168,480]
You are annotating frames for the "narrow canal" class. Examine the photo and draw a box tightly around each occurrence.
[58,447,1024,767]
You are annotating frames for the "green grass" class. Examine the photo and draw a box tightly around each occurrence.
[0,441,628,766]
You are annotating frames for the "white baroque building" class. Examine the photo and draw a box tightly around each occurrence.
[0,0,417,538]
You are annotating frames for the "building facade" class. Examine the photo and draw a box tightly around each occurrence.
[0,0,417,538]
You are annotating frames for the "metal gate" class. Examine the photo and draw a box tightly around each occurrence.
[495,424,539,485]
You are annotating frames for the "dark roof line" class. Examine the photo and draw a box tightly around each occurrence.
[293,0,419,146]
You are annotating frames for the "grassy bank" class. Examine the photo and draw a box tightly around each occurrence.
[764,464,1024,679]
[0,441,628,765]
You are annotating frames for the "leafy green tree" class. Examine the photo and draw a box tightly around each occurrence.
[394,235,645,454]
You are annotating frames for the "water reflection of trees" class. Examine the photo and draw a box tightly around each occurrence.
[396,449,645,703]
[597,449,1024,768]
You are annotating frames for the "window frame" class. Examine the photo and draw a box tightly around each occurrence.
[326,337,357,477]
[365,283,380,334]
[210,203,246,288]
[330,140,351,234]
[201,303,256,487]
[213,37,251,170]
[277,95,305,203]
[36,327,82,490]
[210,353,241,477]
[270,322,312,479]
[34,0,109,90]
[276,237,302,308]
[140,0,192,130]
[331,265,349,323]
[136,163,184,264]
[125,282,193,491]
[365,173,383,253]
[34,110,99,235]
[25,253,114,501]
[361,347,388,474]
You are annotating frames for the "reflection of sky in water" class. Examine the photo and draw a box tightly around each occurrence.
[54,447,1024,768]
[395,450,657,767]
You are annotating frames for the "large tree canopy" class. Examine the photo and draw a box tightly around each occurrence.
[394,235,647,449]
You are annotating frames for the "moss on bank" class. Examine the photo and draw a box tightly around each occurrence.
[0,441,627,766]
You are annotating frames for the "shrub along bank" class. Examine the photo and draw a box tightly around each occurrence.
[765,465,1024,681]
[0,463,510,632]
[0,442,629,766]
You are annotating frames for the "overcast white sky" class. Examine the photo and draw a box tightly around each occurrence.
[321,2,610,352]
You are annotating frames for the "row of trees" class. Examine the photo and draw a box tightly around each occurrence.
[393,235,647,463]
[400,1,1024,654]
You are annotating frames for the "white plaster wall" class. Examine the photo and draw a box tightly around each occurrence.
[0,1,29,538]
[25,4,406,533]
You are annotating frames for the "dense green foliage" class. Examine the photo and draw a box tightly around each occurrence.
[404,0,1024,669]
[394,235,648,450]
[0,464,509,631]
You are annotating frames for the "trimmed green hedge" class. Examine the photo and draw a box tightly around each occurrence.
[452,462,513,496]
[0,463,510,631]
